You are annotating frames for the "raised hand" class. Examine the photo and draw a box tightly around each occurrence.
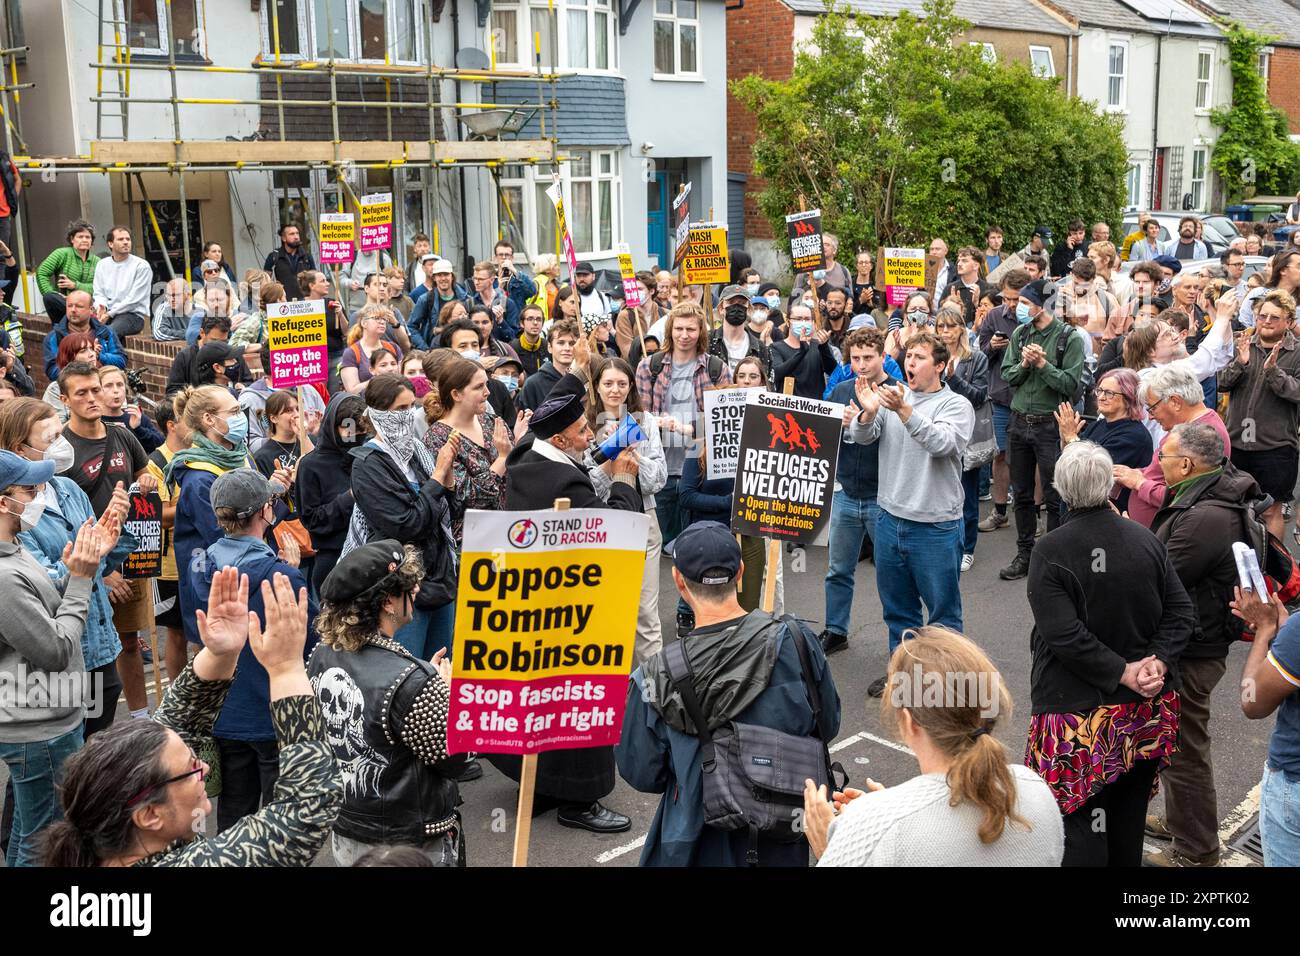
[492,416,513,457]
[854,377,881,421]
[432,647,453,684]
[513,409,532,442]
[247,573,308,678]
[135,472,159,496]
[1054,401,1082,443]
[1236,331,1253,365]
[802,779,835,860]
[278,531,301,569]
[194,567,251,659]
[842,400,861,428]
[1230,585,1287,634]
[63,520,108,579]
[1265,343,1281,371]
[434,430,462,487]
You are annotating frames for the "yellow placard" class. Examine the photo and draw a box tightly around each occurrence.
[681,225,730,285]
[319,215,355,242]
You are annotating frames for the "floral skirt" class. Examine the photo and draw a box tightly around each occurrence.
[1024,690,1180,816]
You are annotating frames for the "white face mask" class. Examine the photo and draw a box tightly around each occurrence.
[40,435,76,474]
[4,489,46,532]
[459,349,481,362]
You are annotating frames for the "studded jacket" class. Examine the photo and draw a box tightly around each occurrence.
[308,635,467,845]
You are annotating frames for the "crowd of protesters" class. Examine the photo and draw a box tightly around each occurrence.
[0,211,1297,872]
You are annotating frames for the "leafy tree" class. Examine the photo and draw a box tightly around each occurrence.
[1209,20,1300,202]
[731,0,1128,259]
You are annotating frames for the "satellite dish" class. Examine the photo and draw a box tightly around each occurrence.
[456,47,491,70]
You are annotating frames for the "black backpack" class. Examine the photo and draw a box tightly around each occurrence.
[649,350,726,388]
[1013,320,1089,405]
[662,615,845,865]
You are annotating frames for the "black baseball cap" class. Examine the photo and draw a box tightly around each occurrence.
[673,521,741,585]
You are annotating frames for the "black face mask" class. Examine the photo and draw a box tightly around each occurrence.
[724,303,749,326]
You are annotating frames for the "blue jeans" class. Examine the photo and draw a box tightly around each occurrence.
[655,475,685,547]
[0,725,84,867]
[873,509,962,652]
[394,601,456,660]
[824,490,879,638]
[960,467,980,556]
[1262,765,1300,867]
[991,402,1011,453]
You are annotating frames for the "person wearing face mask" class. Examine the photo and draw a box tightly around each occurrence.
[707,285,770,375]
[0,399,136,747]
[495,365,642,834]
[997,279,1086,580]
[770,303,837,401]
[309,539,468,865]
[0,449,120,866]
[345,374,462,670]
[167,385,293,656]
[296,393,366,595]
[180,468,317,832]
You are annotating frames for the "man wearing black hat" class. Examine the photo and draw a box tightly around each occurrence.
[490,369,643,833]
[1019,226,1053,277]
[999,278,1085,580]
[309,539,469,865]
[616,521,841,866]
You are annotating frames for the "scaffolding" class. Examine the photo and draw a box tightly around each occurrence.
[0,1,561,308]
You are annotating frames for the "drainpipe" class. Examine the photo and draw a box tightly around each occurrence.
[1150,31,1162,209]
[452,0,471,274]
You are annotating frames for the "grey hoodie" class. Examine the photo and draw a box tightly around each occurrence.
[848,384,974,523]
[0,540,92,743]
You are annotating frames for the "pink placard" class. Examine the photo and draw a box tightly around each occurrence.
[320,240,354,265]
[886,285,918,307]
[447,673,628,755]
[622,278,644,307]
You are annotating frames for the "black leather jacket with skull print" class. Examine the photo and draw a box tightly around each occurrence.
[308,635,467,845]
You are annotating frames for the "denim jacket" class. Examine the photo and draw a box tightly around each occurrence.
[18,476,138,671]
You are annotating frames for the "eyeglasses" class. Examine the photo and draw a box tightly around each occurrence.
[1144,395,1168,416]
[1157,453,1190,464]
[126,751,206,807]
[1094,387,1122,400]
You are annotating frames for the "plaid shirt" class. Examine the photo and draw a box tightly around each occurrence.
[635,351,732,416]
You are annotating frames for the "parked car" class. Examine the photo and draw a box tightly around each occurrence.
[1120,254,1270,279]
[1121,212,1240,257]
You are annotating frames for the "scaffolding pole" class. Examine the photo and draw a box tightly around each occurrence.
[165,0,192,284]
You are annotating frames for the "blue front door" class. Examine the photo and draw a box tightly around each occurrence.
[647,171,668,268]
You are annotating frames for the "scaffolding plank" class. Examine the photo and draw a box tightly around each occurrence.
[434,140,556,162]
[86,140,555,165]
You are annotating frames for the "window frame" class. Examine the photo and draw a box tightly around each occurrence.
[1195,47,1213,113]
[1259,46,1273,82]
[259,0,426,65]
[1190,146,1208,212]
[1106,37,1129,113]
[496,148,623,261]
[1029,45,1055,78]
[968,41,996,65]
[1125,163,1143,210]
[491,0,618,74]
[121,0,207,58]
[653,0,702,80]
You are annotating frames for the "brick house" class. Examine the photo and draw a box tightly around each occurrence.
[727,0,1076,278]
[1184,0,1300,136]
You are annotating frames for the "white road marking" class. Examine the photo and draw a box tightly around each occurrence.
[594,730,911,862]
[594,832,647,864]
[1217,782,1262,867]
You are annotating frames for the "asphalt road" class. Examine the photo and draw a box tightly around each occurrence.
[0,501,1273,867]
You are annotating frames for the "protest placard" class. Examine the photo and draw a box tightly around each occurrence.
[680,222,730,285]
[266,299,328,389]
[671,182,692,267]
[319,213,355,265]
[884,247,926,306]
[545,181,579,275]
[731,390,844,546]
[447,507,649,757]
[120,491,163,579]
[704,386,750,480]
[616,242,642,307]
[985,251,1024,287]
[358,192,392,252]
[785,209,826,274]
